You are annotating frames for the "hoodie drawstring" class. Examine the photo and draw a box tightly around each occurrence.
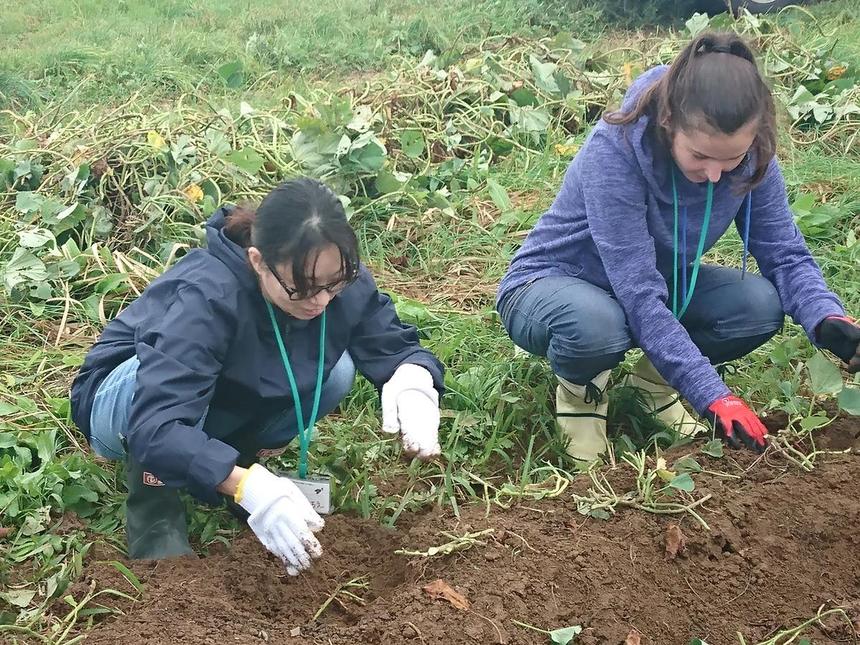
[671,167,714,321]
[741,191,752,279]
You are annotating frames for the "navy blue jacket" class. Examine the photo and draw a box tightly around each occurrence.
[70,208,444,503]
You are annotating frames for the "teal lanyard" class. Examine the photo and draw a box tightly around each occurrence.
[265,301,326,479]
[671,168,713,320]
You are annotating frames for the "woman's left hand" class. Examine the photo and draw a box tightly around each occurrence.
[818,316,860,373]
[381,363,441,460]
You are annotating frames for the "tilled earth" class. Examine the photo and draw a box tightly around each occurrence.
[77,416,860,644]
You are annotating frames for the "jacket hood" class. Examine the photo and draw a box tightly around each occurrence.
[204,206,258,291]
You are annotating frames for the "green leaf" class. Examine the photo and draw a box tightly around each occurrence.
[290,130,342,174]
[806,352,844,396]
[689,640,710,645]
[15,191,45,214]
[529,55,561,96]
[399,130,425,159]
[0,431,17,447]
[17,228,54,248]
[108,561,144,593]
[57,259,82,279]
[790,192,817,215]
[510,87,538,107]
[0,401,20,416]
[3,247,48,291]
[673,456,702,473]
[204,128,231,156]
[668,472,695,492]
[509,105,550,135]
[217,60,244,88]
[62,483,100,507]
[486,178,513,214]
[0,589,36,608]
[548,32,586,52]
[375,170,408,195]
[347,105,376,133]
[223,147,265,175]
[588,508,612,520]
[701,439,724,458]
[344,132,386,173]
[81,294,101,322]
[19,509,49,536]
[838,386,860,416]
[33,429,56,463]
[393,297,430,324]
[799,414,830,431]
[549,625,582,644]
[95,273,127,295]
[685,13,710,37]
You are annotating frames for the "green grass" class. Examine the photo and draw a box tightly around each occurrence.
[0,0,859,641]
[0,0,588,110]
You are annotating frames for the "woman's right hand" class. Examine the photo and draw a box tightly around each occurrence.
[234,464,324,575]
[706,395,768,453]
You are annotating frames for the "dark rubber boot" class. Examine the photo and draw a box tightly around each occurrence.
[125,459,196,560]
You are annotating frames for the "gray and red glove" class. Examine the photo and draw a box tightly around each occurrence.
[707,395,768,453]
[817,316,860,373]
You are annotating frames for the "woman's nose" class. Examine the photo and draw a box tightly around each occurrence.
[705,163,723,183]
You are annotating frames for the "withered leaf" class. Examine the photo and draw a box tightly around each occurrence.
[423,579,470,610]
[665,524,686,560]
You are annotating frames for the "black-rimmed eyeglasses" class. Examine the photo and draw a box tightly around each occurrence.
[266,262,357,301]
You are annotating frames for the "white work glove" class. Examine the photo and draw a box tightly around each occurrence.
[236,464,324,576]
[381,363,441,460]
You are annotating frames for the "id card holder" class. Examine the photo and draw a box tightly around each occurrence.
[288,475,332,515]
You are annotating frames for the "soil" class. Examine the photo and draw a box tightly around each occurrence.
[76,416,860,645]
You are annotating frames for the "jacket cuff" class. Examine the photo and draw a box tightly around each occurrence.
[186,438,240,505]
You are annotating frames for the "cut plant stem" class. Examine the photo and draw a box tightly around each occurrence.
[311,576,370,622]
[395,528,495,558]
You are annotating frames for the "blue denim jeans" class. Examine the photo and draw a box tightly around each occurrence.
[89,351,356,460]
[498,265,784,385]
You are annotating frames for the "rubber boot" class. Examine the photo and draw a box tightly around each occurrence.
[125,459,195,560]
[625,355,709,437]
[556,370,611,462]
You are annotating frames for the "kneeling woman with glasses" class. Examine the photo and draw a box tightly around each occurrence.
[71,178,444,574]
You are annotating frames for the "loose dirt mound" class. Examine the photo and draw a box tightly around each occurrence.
[80,418,860,645]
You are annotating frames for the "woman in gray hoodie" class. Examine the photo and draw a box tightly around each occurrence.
[497,32,859,461]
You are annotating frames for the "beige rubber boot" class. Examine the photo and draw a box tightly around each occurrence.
[626,355,709,437]
[556,370,611,462]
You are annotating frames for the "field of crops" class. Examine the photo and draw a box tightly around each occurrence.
[0,1,858,643]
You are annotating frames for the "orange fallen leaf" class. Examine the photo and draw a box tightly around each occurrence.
[827,65,847,81]
[665,524,686,560]
[625,629,642,645]
[423,579,470,611]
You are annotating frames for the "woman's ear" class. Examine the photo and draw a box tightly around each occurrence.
[247,246,265,278]
[659,110,673,133]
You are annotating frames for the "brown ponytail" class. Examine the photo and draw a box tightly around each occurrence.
[223,205,257,248]
[605,32,776,190]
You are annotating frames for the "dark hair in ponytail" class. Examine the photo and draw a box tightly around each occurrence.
[605,32,776,190]
[223,178,360,296]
